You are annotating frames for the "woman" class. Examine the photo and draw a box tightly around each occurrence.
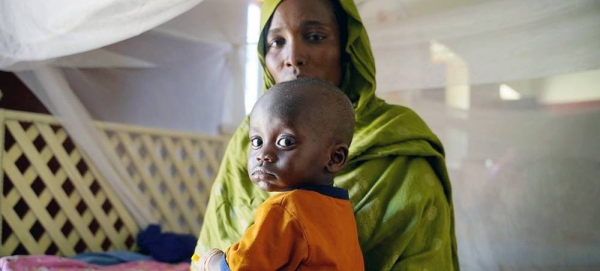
[195,0,459,270]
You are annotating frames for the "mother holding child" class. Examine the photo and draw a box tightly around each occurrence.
[194,0,459,270]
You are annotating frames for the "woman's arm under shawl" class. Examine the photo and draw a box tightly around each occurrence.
[337,155,458,271]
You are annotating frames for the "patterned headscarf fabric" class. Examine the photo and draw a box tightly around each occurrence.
[196,0,459,270]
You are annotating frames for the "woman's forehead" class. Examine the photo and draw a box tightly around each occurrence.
[270,0,337,27]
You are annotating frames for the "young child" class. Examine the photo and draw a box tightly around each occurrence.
[192,77,364,270]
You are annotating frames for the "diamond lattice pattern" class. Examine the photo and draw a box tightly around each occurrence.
[103,128,226,234]
[0,110,227,256]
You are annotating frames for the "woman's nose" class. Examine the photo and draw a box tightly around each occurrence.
[284,40,306,67]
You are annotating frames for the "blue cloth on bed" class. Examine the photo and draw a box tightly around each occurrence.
[69,251,151,266]
[137,224,197,263]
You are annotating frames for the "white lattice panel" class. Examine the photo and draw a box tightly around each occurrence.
[0,109,228,256]
[99,121,227,234]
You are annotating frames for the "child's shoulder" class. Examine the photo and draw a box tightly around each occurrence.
[263,189,324,208]
[264,190,301,205]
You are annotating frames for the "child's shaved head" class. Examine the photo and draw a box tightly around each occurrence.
[252,77,355,147]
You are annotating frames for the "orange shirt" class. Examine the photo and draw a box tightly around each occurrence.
[221,186,364,271]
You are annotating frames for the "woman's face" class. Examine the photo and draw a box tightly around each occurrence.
[265,0,342,87]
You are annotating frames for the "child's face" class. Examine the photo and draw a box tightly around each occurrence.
[247,107,330,192]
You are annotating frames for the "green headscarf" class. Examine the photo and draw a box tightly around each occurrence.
[196,0,459,270]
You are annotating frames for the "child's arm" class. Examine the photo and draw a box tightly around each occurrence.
[224,203,308,270]
[193,201,308,270]
[191,248,223,271]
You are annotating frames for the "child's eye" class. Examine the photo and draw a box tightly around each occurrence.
[276,137,295,147]
[251,137,263,148]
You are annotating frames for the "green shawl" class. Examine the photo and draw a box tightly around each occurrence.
[196,0,459,270]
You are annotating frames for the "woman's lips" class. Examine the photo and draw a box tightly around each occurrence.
[284,73,311,81]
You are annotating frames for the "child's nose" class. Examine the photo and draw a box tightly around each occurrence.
[257,152,275,163]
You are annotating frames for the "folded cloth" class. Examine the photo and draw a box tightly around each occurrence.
[137,224,197,263]
[0,255,189,271]
[69,251,151,266]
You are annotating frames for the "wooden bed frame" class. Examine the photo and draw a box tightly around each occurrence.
[0,109,228,256]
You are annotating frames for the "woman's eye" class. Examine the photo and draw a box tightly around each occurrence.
[306,33,325,42]
[251,137,263,148]
[277,137,295,147]
[269,38,285,48]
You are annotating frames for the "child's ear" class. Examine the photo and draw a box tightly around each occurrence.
[326,143,349,174]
